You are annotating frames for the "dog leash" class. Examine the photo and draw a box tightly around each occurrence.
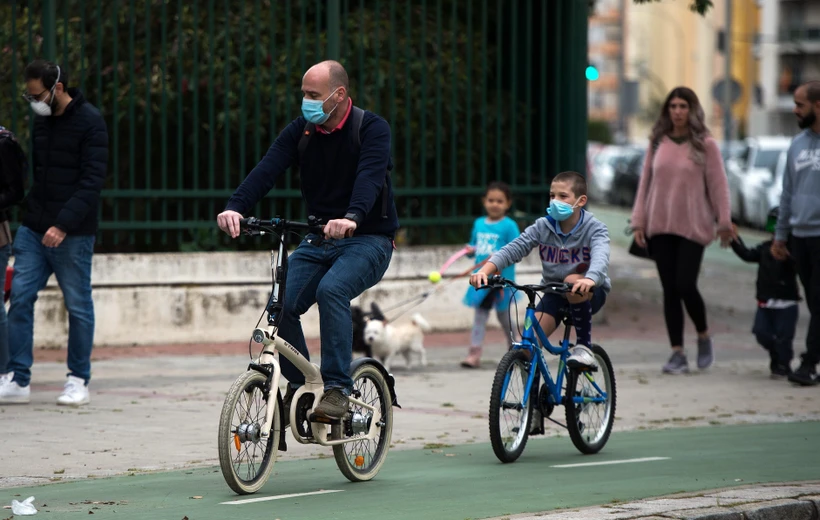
[378,260,488,322]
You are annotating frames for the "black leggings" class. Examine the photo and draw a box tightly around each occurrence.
[649,234,708,347]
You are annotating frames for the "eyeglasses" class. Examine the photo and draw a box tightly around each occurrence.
[21,89,49,103]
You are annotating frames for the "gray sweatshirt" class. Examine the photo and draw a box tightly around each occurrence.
[488,211,611,294]
[776,129,820,240]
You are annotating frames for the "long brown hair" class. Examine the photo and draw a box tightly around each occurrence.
[649,87,710,163]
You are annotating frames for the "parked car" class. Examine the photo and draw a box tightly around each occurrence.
[588,145,645,207]
[608,146,646,208]
[725,136,791,224]
[740,150,788,229]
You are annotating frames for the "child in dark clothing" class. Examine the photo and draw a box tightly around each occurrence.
[730,208,801,379]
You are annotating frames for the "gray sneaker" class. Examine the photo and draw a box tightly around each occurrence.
[662,351,689,374]
[313,389,349,420]
[696,337,714,370]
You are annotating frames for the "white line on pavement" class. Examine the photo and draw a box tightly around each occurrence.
[221,489,344,505]
[550,457,670,468]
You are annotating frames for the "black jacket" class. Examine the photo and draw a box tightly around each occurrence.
[730,236,801,303]
[25,89,108,235]
[0,129,27,222]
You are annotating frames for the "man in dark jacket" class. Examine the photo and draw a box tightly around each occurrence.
[0,126,26,383]
[0,60,108,406]
[217,60,398,421]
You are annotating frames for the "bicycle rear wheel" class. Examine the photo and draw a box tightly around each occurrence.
[218,370,281,494]
[565,344,616,454]
[489,349,534,463]
[333,362,393,482]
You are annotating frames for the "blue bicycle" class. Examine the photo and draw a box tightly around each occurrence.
[480,275,616,463]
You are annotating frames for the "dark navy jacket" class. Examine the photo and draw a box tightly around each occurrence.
[26,89,108,235]
[225,105,399,237]
[731,236,801,303]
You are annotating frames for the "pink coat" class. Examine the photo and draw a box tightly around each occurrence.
[631,136,732,246]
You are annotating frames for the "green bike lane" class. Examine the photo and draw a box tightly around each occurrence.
[6,421,819,519]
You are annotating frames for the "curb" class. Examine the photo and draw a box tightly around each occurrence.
[486,482,820,520]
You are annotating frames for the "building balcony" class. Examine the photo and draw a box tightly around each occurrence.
[589,41,622,56]
[778,26,820,53]
[588,75,619,90]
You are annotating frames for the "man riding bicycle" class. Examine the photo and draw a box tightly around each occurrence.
[217,60,398,421]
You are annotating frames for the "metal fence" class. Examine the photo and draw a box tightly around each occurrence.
[1,0,589,252]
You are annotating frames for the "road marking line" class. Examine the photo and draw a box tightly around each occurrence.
[221,489,343,505]
[550,456,669,468]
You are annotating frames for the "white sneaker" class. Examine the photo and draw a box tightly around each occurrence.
[0,379,31,404]
[566,345,598,371]
[0,372,11,384]
[57,376,90,406]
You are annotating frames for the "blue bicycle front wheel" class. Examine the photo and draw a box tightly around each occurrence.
[488,349,535,463]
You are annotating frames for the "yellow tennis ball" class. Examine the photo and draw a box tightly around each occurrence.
[428,270,442,283]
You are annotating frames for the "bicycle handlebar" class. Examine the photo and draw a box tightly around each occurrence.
[239,216,326,237]
[480,274,574,297]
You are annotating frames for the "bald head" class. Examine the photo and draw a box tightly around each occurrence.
[304,60,349,92]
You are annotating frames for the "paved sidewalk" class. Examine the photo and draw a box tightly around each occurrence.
[1,220,817,519]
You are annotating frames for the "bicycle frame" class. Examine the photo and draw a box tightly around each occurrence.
[251,328,383,447]
[501,294,608,412]
[241,221,383,447]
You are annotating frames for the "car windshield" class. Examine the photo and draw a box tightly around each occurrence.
[754,149,784,172]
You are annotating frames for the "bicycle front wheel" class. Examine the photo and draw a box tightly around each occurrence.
[333,362,394,482]
[565,344,616,454]
[218,370,281,495]
[489,349,534,463]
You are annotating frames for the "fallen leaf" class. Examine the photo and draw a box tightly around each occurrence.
[445,454,455,457]
[190,496,203,499]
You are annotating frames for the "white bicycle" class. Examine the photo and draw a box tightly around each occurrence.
[217,216,399,495]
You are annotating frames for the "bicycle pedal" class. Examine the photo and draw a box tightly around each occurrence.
[308,412,341,425]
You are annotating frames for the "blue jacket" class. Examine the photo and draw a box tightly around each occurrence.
[25,89,108,235]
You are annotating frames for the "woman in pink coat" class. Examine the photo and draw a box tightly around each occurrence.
[631,87,734,375]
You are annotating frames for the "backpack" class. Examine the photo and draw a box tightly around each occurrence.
[0,127,28,207]
[296,106,392,219]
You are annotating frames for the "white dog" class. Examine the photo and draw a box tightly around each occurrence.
[363,313,430,371]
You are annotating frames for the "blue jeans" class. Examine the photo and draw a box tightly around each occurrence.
[278,234,393,393]
[752,305,798,367]
[0,244,12,372]
[7,226,95,387]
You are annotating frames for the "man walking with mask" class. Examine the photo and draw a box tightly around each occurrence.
[0,60,108,405]
[217,60,397,421]
[772,80,820,386]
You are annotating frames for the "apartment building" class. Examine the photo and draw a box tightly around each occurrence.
[751,0,820,136]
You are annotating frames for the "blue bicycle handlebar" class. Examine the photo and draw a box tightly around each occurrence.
[482,275,574,297]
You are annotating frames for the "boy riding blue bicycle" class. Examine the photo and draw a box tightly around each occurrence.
[470,171,612,370]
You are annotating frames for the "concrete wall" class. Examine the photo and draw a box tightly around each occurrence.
[26,246,546,348]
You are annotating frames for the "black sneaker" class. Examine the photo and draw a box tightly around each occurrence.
[770,364,791,380]
[312,389,349,421]
[788,364,817,386]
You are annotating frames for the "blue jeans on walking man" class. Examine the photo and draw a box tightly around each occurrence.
[278,234,393,393]
[0,244,12,373]
[7,225,95,387]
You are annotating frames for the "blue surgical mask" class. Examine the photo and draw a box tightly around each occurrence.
[547,200,577,221]
[301,87,340,124]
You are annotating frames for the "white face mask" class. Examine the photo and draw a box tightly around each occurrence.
[27,65,60,117]
[30,99,53,117]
